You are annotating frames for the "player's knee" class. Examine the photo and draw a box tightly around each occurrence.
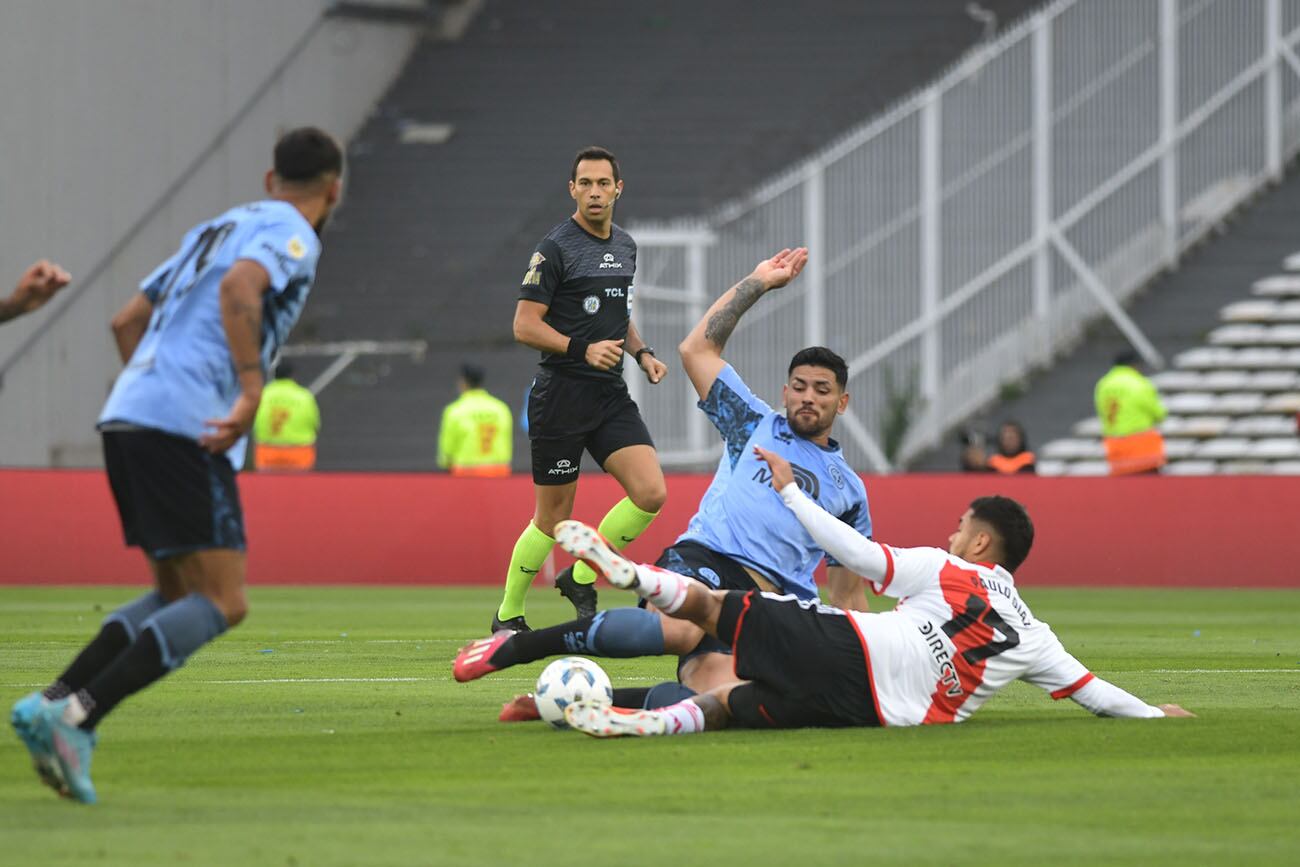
[632,482,667,515]
[216,592,249,628]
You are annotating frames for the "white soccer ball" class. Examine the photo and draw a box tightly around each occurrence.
[534,656,613,729]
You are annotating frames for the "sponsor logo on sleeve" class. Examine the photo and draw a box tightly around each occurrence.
[287,236,307,260]
[523,251,545,286]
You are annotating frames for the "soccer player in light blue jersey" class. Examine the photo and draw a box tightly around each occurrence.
[455,248,876,716]
[10,127,343,804]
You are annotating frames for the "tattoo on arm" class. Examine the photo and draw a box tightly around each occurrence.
[704,277,765,349]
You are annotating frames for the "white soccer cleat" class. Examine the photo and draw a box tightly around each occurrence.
[563,700,668,738]
[554,521,639,590]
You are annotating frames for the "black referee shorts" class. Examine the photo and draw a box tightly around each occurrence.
[527,368,654,485]
[102,427,246,560]
[715,591,883,730]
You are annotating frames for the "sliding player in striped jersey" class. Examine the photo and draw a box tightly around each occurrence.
[556,445,1192,737]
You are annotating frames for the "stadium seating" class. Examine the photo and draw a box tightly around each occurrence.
[1038,265,1300,476]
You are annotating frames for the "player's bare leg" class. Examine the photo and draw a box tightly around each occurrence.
[554,444,664,618]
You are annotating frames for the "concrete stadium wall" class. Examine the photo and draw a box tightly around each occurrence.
[0,0,420,467]
[2,471,1297,588]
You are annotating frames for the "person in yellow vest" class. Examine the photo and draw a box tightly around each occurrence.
[986,420,1036,475]
[437,364,513,477]
[252,361,320,471]
[1094,351,1166,475]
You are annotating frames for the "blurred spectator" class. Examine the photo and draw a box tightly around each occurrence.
[1094,350,1166,475]
[0,260,71,323]
[437,364,512,477]
[986,420,1036,474]
[252,361,320,471]
[957,428,989,472]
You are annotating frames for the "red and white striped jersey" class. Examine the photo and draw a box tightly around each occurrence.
[847,547,1093,726]
[778,483,1162,727]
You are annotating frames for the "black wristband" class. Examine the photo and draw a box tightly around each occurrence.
[566,338,590,362]
[634,346,656,364]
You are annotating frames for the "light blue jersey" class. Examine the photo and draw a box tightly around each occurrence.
[99,200,320,468]
[678,364,873,600]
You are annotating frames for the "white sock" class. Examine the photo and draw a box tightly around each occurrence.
[634,564,691,613]
[659,700,706,735]
[61,693,89,726]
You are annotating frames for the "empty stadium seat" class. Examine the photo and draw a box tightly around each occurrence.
[1253,274,1300,296]
[1208,324,1300,346]
[1163,460,1219,475]
[1042,439,1105,459]
[1193,438,1255,459]
[1220,300,1300,323]
[1063,460,1111,476]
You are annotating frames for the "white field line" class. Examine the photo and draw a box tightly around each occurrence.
[4,669,1297,690]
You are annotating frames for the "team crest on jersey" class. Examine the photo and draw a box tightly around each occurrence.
[287,236,307,260]
[828,463,845,489]
[522,251,545,286]
[583,295,600,314]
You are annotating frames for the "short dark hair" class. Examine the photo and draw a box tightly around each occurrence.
[571,146,620,183]
[460,364,485,388]
[275,127,343,183]
[1113,349,1141,367]
[969,495,1034,573]
[274,360,295,381]
[788,346,848,389]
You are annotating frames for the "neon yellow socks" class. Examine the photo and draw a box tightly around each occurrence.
[572,497,659,586]
[496,522,555,621]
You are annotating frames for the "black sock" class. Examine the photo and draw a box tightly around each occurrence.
[490,616,597,668]
[43,621,133,700]
[78,628,169,730]
[612,687,652,708]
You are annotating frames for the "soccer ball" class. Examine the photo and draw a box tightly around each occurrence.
[534,656,613,729]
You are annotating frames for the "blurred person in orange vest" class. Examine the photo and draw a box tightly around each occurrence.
[986,420,1036,475]
[1094,350,1166,475]
[437,364,513,477]
[252,360,320,471]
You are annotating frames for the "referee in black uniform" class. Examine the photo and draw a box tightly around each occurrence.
[492,146,668,632]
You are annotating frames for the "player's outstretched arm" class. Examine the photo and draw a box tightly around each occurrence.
[678,248,808,400]
[1067,677,1194,718]
[1,260,71,323]
[753,444,889,582]
[201,260,271,453]
[513,299,625,371]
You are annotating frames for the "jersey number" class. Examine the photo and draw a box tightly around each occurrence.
[477,423,497,454]
[941,593,1021,664]
[152,221,236,330]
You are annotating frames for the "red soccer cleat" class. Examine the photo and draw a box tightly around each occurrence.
[453,631,514,683]
[498,694,541,722]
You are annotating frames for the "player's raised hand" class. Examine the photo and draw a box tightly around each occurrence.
[586,338,625,371]
[1158,704,1196,717]
[752,247,809,291]
[9,260,72,314]
[200,392,261,454]
[640,352,668,384]
[753,445,795,491]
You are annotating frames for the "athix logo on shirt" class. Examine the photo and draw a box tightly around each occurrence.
[548,458,579,476]
[598,252,624,269]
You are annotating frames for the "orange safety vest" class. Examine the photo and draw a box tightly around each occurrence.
[254,443,317,471]
[987,451,1036,474]
[450,463,509,478]
[1102,429,1166,476]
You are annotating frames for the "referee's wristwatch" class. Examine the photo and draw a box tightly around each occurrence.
[634,346,656,365]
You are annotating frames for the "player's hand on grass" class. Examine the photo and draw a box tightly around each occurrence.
[753,445,794,490]
[586,338,625,371]
[200,392,261,453]
[640,352,668,384]
[1158,704,1196,717]
[751,247,809,291]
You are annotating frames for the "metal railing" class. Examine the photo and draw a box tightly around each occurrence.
[628,0,1300,472]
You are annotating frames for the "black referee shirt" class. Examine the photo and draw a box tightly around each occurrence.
[519,218,637,380]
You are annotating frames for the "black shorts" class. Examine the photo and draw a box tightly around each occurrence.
[715,590,883,729]
[528,368,654,485]
[653,542,765,666]
[101,427,246,560]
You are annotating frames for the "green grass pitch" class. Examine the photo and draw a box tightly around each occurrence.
[2,586,1298,866]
